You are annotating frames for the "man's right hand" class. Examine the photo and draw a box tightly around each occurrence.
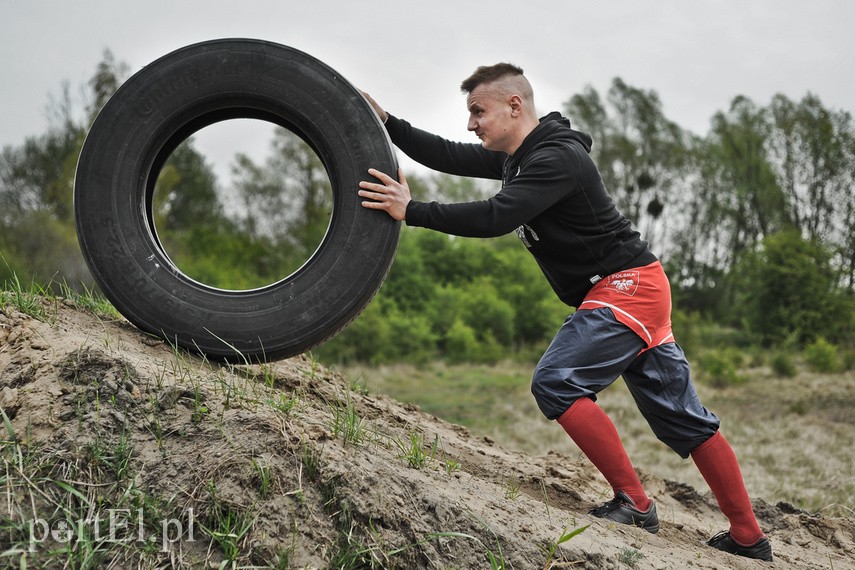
[358,168,411,221]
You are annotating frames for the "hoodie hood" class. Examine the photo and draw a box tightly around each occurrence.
[536,111,593,153]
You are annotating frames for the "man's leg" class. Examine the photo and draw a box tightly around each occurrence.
[557,397,650,511]
[691,431,765,545]
[622,343,770,559]
[532,309,657,530]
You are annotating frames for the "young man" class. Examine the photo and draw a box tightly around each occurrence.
[357,63,772,561]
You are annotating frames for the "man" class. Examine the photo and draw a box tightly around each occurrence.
[357,63,772,561]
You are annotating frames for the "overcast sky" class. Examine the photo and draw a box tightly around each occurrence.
[2,0,853,179]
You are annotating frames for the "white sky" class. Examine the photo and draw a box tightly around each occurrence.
[1,0,853,179]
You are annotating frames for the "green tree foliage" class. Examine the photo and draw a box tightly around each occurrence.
[2,56,854,363]
[670,92,855,326]
[86,49,130,123]
[316,226,571,365]
[0,80,89,284]
[766,93,855,288]
[727,229,852,345]
[152,136,299,291]
[232,128,332,257]
[564,78,693,253]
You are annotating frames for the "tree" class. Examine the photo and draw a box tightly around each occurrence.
[86,49,130,123]
[0,80,89,284]
[669,95,789,313]
[727,229,852,345]
[153,140,223,230]
[708,96,789,254]
[232,129,331,251]
[767,93,851,241]
[767,93,855,288]
[564,78,692,254]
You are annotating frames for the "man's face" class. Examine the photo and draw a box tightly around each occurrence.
[466,84,514,153]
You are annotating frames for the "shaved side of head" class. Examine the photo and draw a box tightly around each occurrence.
[461,62,535,111]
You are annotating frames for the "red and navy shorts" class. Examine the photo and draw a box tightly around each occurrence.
[531,261,720,457]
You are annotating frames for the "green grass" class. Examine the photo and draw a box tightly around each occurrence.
[1,271,118,322]
[394,431,438,470]
[346,362,534,437]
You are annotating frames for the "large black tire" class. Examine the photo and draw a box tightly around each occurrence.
[74,39,400,362]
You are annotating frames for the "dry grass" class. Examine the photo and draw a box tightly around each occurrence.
[343,360,855,518]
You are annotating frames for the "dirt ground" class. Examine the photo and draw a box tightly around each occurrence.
[1,300,854,569]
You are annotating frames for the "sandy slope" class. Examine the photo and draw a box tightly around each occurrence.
[1,300,853,568]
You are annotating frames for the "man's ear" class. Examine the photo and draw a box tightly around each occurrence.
[509,94,523,117]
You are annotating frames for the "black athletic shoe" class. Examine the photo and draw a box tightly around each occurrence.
[707,531,773,561]
[588,490,660,533]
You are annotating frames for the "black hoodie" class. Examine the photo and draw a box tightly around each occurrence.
[385,112,657,308]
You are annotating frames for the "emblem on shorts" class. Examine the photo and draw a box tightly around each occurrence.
[607,270,640,296]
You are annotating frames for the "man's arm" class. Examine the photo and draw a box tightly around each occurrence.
[361,146,577,237]
[361,91,503,179]
[385,115,503,180]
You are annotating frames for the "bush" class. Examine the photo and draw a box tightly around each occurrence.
[803,337,840,373]
[696,349,745,387]
[770,352,797,378]
[443,319,479,364]
[727,230,852,345]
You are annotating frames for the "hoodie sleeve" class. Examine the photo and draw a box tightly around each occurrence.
[385,115,505,179]
[406,144,580,238]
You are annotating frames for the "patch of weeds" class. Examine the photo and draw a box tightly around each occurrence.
[328,523,379,570]
[329,391,367,446]
[251,458,272,499]
[394,431,438,469]
[190,385,208,423]
[199,481,255,562]
[503,476,522,501]
[318,477,374,568]
[444,458,462,475]
[268,391,299,416]
[539,522,589,568]
[305,352,322,381]
[426,530,507,569]
[618,547,645,567]
[273,537,297,570]
[58,279,119,319]
[84,426,134,481]
[318,477,401,568]
[301,444,321,481]
[788,399,810,415]
[254,363,278,389]
[348,373,370,395]
[1,420,196,568]
[1,271,54,322]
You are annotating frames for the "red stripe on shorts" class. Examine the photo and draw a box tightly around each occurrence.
[579,261,675,352]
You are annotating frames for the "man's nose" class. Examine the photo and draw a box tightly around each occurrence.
[467,117,477,131]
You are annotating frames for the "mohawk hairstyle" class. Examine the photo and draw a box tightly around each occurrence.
[460,62,525,94]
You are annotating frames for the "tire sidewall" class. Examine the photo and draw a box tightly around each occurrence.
[75,39,399,360]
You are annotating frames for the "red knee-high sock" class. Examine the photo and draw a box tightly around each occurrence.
[691,431,764,545]
[557,397,650,511]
